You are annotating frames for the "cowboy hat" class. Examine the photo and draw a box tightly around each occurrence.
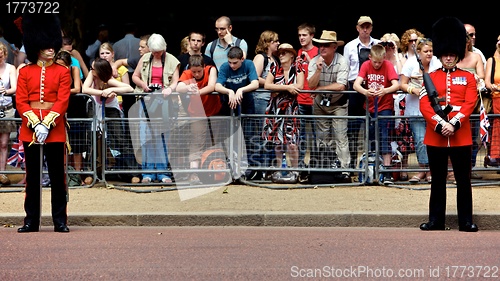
[312,30,345,46]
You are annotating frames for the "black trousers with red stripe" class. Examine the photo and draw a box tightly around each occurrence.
[426,145,473,227]
[22,142,67,226]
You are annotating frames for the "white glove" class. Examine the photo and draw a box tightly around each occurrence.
[34,124,49,143]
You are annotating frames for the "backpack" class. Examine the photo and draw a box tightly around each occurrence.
[209,38,242,58]
[199,148,229,184]
[358,152,384,184]
[67,165,82,187]
[358,42,375,70]
[260,53,280,71]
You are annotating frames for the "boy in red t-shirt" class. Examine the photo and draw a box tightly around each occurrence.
[353,44,400,184]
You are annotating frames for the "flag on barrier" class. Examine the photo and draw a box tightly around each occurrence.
[479,97,490,148]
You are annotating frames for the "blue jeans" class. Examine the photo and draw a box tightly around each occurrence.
[369,109,393,155]
[409,117,428,165]
[252,92,272,167]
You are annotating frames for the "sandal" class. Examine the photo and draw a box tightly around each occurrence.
[409,172,426,184]
[409,175,421,184]
[0,174,11,185]
[400,172,409,181]
[447,172,455,182]
[83,176,93,185]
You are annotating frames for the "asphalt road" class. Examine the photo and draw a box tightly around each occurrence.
[1,226,499,280]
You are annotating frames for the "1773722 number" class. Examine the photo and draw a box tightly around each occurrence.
[5,2,59,13]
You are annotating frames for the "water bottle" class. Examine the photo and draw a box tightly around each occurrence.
[281,152,287,176]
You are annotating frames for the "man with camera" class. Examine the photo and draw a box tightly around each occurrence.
[308,30,351,183]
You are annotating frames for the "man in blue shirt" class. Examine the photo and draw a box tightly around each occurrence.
[215,46,259,180]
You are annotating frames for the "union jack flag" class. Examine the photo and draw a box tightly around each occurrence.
[479,97,490,148]
[7,128,25,168]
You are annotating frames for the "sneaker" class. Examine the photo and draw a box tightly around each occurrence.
[383,174,394,185]
[245,170,262,181]
[188,173,202,185]
[42,176,51,187]
[0,174,11,185]
[471,172,482,179]
[264,168,275,181]
[131,176,140,184]
[141,177,152,183]
[298,171,309,183]
[161,177,172,183]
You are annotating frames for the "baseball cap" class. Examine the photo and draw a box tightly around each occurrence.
[358,16,373,25]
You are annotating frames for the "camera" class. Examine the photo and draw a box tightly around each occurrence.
[320,94,331,106]
[148,83,162,92]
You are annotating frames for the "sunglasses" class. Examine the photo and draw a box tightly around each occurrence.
[418,38,432,44]
[408,39,418,43]
[380,41,395,48]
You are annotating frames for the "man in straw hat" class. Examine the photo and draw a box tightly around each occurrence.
[308,30,351,183]
[17,13,71,233]
[419,16,478,232]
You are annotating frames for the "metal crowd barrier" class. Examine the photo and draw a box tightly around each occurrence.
[2,91,499,193]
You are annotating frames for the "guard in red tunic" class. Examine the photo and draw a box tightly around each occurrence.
[17,13,71,233]
[419,17,479,232]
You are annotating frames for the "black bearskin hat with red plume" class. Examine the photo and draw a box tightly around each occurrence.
[22,13,62,63]
[431,16,466,62]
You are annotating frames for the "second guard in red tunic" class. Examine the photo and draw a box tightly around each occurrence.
[16,13,72,233]
[418,16,479,232]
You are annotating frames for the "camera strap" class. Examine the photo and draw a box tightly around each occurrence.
[147,53,165,86]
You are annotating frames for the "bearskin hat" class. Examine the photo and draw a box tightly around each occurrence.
[22,13,62,63]
[431,16,466,61]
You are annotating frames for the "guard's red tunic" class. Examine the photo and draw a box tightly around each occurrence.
[419,67,477,147]
[16,60,71,144]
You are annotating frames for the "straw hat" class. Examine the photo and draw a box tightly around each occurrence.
[277,43,297,57]
[312,30,345,46]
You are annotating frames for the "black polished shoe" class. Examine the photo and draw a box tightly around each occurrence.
[54,224,70,233]
[419,221,445,231]
[17,224,39,233]
[459,222,479,232]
